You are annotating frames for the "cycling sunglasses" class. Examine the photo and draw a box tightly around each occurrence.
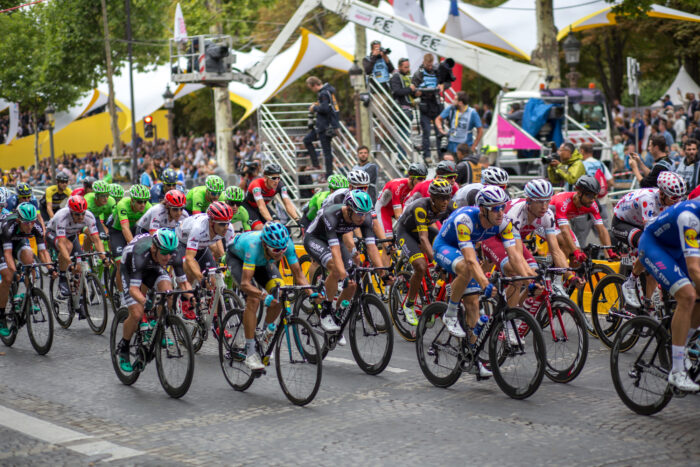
[214,221,229,227]
[72,212,86,217]
[352,186,369,191]
[268,245,287,254]
[268,176,281,181]
[96,193,109,198]
[487,204,506,212]
[410,176,427,181]
[133,199,147,205]
[158,249,176,256]
[226,200,242,207]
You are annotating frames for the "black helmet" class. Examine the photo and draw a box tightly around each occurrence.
[83,176,97,188]
[263,163,282,176]
[56,172,69,183]
[407,162,428,177]
[436,160,457,176]
[575,175,600,195]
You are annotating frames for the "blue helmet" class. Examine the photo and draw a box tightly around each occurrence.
[261,222,290,249]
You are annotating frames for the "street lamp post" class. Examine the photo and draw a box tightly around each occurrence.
[562,31,581,88]
[162,85,175,157]
[348,61,364,143]
[45,103,57,181]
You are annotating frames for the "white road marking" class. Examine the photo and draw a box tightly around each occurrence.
[0,405,143,462]
[325,356,407,374]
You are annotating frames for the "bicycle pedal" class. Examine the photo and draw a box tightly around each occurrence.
[252,369,266,377]
[262,356,271,366]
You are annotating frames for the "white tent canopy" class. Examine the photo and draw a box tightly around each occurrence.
[653,66,700,108]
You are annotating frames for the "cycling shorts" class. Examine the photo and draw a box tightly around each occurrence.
[611,216,642,249]
[46,232,83,256]
[246,205,266,230]
[379,205,394,234]
[177,244,216,272]
[395,225,437,264]
[303,234,353,270]
[108,225,136,260]
[432,235,480,294]
[121,267,171,307]
[639,232,691,296]
[226,254,283,295]
[482,236,537,272]
[0,241,34,272]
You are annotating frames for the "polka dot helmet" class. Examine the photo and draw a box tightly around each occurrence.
[656,171,686,198]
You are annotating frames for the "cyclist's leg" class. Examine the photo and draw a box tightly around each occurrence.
[247,206,265,231]
[0,248,14,334]
[397,226,425,304]
[109,226,127,292]
[434,237,479,334]
[334,242,356,308]
[227,254,259,339]
[256,263,285,325]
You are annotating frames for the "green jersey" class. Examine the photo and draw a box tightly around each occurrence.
[306,190,330,221]
[186,186,217,214]
[231,206,251,232]
[111,197,151,231]
[84,192,116,221]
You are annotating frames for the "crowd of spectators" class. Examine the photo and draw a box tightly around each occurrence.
[0,111,48,144]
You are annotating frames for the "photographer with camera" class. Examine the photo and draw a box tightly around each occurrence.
[363,40,395,91]
[545,141,585,190]
[412,54,446,164]
[303,76,340,179]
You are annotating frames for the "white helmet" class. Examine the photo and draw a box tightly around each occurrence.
[476,185,509,207]
[657,171,686,198]
[524,179,553,200]
[481,167,509,186]
[347,169,371,186]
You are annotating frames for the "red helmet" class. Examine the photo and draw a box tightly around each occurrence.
[206,201,233,222]
[164,190,186,208]
[67,195,87,213]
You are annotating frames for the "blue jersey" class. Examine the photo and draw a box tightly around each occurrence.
[644,200,700,259]
[6,194,39,212]
[436,206,516,250]
[150,183,185,204]
[228,230,298,269]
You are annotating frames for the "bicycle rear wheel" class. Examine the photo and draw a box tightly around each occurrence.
[489,307,545,400]
[218,309,255,392]
[155,314,195,398]
[610,316,673,415]
[109,307,140,386]
[26,288,54,355]
[536,297,588,383]
[83,273,109,335]
[578,263,614,336]
[388,272,419,342]
[49,276,74,329]
[415,302,462,388]
[349,294,394,375]
[275,316,322,406]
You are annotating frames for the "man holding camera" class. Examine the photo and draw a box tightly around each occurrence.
[303,76,340,179]
[412,54,445,164]
[546,142,585,190]
[435,91,483,156]
[363,40,395,91]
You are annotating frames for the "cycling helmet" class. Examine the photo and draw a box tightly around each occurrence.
[205,175,225,194]
[67,195,88,213]
[575,175,600,195]
[657,171,687,198]
[164,190,186,208]
[17,202,37,222]
[83,176,97,188]
[206,201,233,222]
[160,168,178,185]
[428,179,452,197]
[407,162,428,177]
[481,167,510,186]
[476,186,509,207]
[222,186,245,204]
[261,222,290,250]
[152,228,179,253]
[263,163,282,176]
[344,189,373,214]
[347,169,371,187]
[92,180,109,194]
[524,179,554,201]
[16,182,32,197]
[129,184,151,201]
[55,172,69,183]
[109,184,124,200]
[328,174,349,191]
[0,187,7,206]
[435,160,457,176]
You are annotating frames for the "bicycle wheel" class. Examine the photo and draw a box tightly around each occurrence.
[275,316,322,406]
[578,263,614,333]
[218,309,255,392]
[25,288,54,355]
[415,302,462,388]
[108,267,122,315]
[536,297,588,383]
[109,307,140,386]
[610,316,673,415]
[49,276,74,329]
[1,310,19,347]
[591,273,635,349]
[348,294,394,375]
[155,314,195,398]
[293,294,329,360]
[388,272,419,342]
[489,307,545,400]
[82,273,109,335]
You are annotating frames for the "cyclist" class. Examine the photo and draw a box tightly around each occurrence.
[6,182,40,212]
[150,168,185,204]
[46,196,108,298]
[176,201,235,284]
[0,203,52,337]
[71,176,96,198]
[136,190,188,235]
[220,186,250,233]
[375,163,428,236]
[449,166,510,214]
[185,175,224,215]
[83,180,115,240]
[394,179,452,326]
[404,160,459,205]
[245,164,301,230]
[300,174,348,229]
[114,229,186,373]
[549,175,617,262]
[226,222,314,370]
[638,199,700,391]
[109,184,124,204]
[304,190,388,332]
[612,171,687,307]
[40,172,72,220]
[321,170,371,208]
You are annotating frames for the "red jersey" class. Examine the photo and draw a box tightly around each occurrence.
[407,178,458,200]
[549,191,603,227]
[376,178,411,233]
[245,177,289,209]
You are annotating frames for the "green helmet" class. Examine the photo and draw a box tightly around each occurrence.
[130,184,150,201]
[109,184,124,199]
[205,175,224,194]
[328,174,349,191]
[17,202,37,222]
[222,185,244,203]
[344,189,373,214]
[92,180,110,194]
[152,228,178,253]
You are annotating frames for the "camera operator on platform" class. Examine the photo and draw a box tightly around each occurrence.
[363,40,395,92]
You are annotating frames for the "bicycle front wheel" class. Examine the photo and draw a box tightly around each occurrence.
[610,316,673,415]
[348,294,394,375]
[155,314,195,398]
[415,302,462,388]
[109,307,140,386]
[26,288,54,355]
[388,272,418,342]
[578,263,614,335]
[536,297,588,383]
[83,273,109,335]
[49,276,74,328]
[591,274,633,350]
[218,309,255,392]
[275,316,322,406]
[293,294,329,361]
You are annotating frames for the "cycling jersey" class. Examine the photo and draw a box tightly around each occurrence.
[549,191,603,227]
[110,197,152,232]
[395,197,444,263]
[150,183,185,204]
[306,204,375,247]
[41,185,72,211]
[406,178,458,205]
[245,177,290,209]
[230,206,251,233]
[228,230,298,269]
[176,213,235,252]
[306,190,330,221]
[185,186,216,214]
[375,178,411,233]
[6,194,39,212]
[613,188,665,227]
[453,183,484,208]
[47,206,98,238]
[320,188,348,209]
[84,192,116,222]
[505,198,559,239]
[136,203,189,234]
[0,214,46,270]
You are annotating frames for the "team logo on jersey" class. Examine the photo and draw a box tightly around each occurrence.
[684,227,699,249]
[414,207,427,224]
[500,221,515,240]
[456,223,471,242]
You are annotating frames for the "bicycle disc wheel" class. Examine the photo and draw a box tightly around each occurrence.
[109,307,140,386]
[83,273,109,335]
[610,316,673,415]
[26,288,54,355]
[292,294,329,361]
[155,314,195,398]
[49,276,74,328]
[349,294,394,375]
[415,302,462,388]
[218,309,255,392]
[389,272,418,342]
[578,263,614,335]
[489,307,545,400]
[275,316,322,406]
[536,297,588,383]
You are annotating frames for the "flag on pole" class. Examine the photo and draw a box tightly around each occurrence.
[444,0,463,93]
[174,3,187,43]
[5,103,19,145]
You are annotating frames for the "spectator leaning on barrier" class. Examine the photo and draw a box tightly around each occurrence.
[675,138,699,189]
[363,40,394,91]
[630,134,673,188]
[435,91,483,156]
[546,142,585,190]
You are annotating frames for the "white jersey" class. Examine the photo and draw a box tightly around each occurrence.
[136,204,189,233]
[614,188,665,227]
[505,198,559,239]
[321,188,348,209]
[47,206,98,238]
[452,183,483,208]
[176,213,235,251]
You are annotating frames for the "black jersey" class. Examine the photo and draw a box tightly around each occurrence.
[306,204,375,247]
[0,214,46,251]
[122,233,185,286]
[396,197,446,233]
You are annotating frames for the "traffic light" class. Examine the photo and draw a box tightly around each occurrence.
[144,115,154,138]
